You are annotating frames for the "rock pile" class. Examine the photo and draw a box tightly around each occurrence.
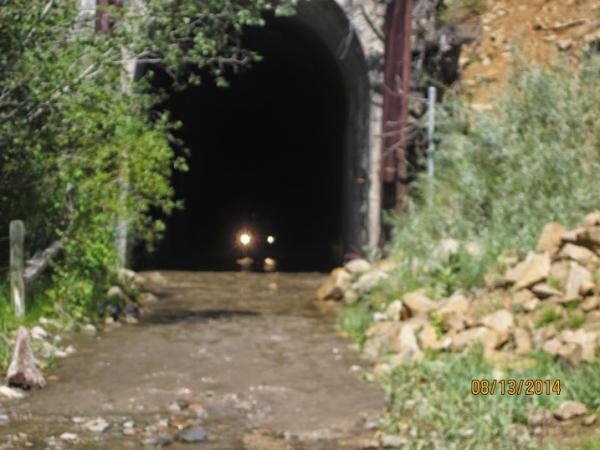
[319,212,600,370]
[317,258,391,304]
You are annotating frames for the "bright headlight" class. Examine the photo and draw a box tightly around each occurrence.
[239,232,252,246]
[267,235,275,244]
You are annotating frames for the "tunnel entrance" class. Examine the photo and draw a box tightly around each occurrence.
[135,1,370,272]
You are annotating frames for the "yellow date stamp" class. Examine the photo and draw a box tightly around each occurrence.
[471,379,561,396]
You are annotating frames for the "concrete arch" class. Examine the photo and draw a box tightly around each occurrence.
[287,0,372,255]
[130,0,381,269]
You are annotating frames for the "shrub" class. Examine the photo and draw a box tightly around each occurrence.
[385,55,600,296]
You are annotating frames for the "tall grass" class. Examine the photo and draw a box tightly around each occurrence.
[386,56,600,296]
[380,348,600,449]
[0,277,58,369]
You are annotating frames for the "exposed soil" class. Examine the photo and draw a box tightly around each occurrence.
[0,272,383,449]
[458,0,600,106]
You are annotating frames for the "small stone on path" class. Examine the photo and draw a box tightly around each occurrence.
[59,433,78,442]
[179,426,207,443]
[84,417,110,433]
[0,385,25,399]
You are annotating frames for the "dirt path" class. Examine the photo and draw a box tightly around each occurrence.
[1,272,383,449]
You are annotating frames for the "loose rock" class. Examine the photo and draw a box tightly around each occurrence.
[505,252,551,290]
[179,426,207,443]
[344,258,372,274]
[531,283,562,299]
[513,328,532,355]
[59,433,78,442]
[6,326,46,389]
[402,290,436,316]
[554,401,587,420]
[583,414,598,426]
[0,385,25,399]
[481,309,514,333]
[30,326,49,341]
[84,417,110,433]
[316,268,351,301]
[560,243,598,266]
[584,212,600,227]
[537,223,566,253]
[565,262,592,300]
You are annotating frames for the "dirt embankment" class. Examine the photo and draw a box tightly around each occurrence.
[457,0,600,107]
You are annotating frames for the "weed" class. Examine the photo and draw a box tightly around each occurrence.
[339,303,373,345]
[379,348,600,449]
[568,313,587,329]
[535,308,563,328]
[547,276,562,291]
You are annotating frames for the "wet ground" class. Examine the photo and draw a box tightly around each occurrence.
[1,272,383,449]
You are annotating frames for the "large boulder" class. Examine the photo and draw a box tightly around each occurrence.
[6,327,46,389]
[316,268,351,301]
[505,252,551,290]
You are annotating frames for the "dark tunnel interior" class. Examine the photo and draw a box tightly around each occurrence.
[134,13,348,272]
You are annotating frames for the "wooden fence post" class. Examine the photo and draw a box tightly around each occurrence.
[10,220,25,317]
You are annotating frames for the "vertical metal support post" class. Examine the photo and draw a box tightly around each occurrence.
[427,86,437,202]
[9,220,25,317]
[381,0,414,214]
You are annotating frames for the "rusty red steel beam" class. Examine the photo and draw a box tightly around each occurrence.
[96,0,123,33]
[381,0,413,213]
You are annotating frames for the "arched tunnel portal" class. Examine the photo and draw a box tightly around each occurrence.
[136,0,371,272]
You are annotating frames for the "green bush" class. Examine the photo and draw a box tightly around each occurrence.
[385,56,600,297]
[0,0,294,332]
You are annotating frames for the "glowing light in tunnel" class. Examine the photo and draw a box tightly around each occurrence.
[267,235,275,244]
[239,232,252,247]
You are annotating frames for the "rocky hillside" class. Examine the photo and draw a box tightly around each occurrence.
[319,212,600,374]
[456,0,600,107]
